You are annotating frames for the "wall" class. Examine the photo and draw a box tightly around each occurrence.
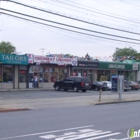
[1,83,13,89]
[19,83,26,89]
[43,83,54,89]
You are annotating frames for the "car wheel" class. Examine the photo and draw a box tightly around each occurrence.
[82,89,87,92]
[73,86,78,92]
[55,85,60,91]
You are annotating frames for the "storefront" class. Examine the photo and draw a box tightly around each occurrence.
[72,60,99,82]
[27,54,77,88]
[98,61,138,81]
[0,54,28,89]
[71,60,138,82]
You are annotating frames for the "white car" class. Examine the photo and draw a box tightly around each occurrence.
[101,81,112,90]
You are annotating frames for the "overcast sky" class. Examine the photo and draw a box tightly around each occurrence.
[1,0,140,61]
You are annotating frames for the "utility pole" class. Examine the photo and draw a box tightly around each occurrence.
[40,48,45,56]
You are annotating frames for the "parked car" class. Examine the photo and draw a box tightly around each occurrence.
[91,81,108,91]
[128,81,139,90]
[101,81,111,90]
[53,76,91,92]
[124,80,131,91]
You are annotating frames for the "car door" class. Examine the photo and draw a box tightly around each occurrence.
[61,78,69,89]
[61,77,74,89]
[67,77,74,89]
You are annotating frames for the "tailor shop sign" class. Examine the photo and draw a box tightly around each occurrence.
[0,54,28,65]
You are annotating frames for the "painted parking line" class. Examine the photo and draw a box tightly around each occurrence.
[39,128,121,140]
[40,130,103,139]
[108,138,130,140]
[0,125,93,140]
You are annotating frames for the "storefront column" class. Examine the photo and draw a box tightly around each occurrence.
[93,70,97,81]
[14,65,19,89]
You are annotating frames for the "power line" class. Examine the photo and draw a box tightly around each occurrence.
[2,8,140,42]
[1,11,140,45]
[39,0,140,30]
[120,0,140,8]
[92,0,140,17]
[5,0,140,35]
[3,9,140,42]
[11,12,134,48]
[49,0,140,23]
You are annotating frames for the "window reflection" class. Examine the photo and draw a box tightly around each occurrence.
[3,65,13,83]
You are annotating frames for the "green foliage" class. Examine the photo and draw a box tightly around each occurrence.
[113,47,138,61]
[0,41,16,54]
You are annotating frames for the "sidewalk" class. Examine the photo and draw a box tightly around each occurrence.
[0,87,54,92]
[0,89,140,112]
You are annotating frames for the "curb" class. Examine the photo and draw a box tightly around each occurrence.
[0,89,54,92]
[0,108,30,113]
[93,99,140,105]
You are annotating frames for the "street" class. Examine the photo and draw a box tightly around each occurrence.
[0,101,140,140]
[0,90,140,109]
[0,90,140,140]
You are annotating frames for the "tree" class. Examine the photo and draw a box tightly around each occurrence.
[0,41,16,54]
[113,47,138,61]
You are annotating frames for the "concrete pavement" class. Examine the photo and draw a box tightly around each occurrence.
[0,89,140,112]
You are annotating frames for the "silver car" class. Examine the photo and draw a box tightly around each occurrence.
[101,81,112,90]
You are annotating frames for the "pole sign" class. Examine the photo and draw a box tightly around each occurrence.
[111,75,118,93]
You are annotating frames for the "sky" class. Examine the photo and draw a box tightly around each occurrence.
[1,0,140,61]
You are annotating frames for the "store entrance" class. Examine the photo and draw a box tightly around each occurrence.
[28,72,44,88]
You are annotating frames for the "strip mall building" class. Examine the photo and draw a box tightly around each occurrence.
[0,53,139,89]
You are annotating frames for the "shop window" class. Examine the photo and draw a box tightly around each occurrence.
[3,65,13,83]
[83,70,87,77]
[19,66,27,83]
[19,70,27,83]
[59,67,68,81]
[77,70,82,76]
[71,70,77,76]
[97,70,110,81]
[44,66,59,82]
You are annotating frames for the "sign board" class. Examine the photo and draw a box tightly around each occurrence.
[29,55,77,66]
[132,63,138,70]
[27,54,34,64]
[108,64,125,69]
[78,61,99,68]
[0,54,28,65]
